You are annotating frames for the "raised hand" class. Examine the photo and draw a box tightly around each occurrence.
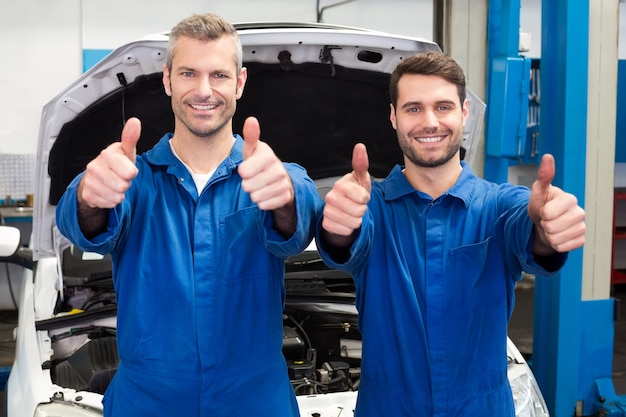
[322,143,371,242]
[528,154,586,254]
[79,117,141,209]
[238,116,294,211]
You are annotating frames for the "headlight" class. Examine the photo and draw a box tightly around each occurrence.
[34,401,102,417]
[509,363,550,417]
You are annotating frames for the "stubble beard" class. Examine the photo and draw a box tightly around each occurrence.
[174,100,236,140]
[399,130,462,168]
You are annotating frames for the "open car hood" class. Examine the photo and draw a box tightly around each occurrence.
[33,23,484,259]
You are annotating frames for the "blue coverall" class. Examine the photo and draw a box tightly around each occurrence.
[318,163,566,417]
[56,134,321,417]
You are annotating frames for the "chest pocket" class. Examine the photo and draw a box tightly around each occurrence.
[218,206,273,286]
[448,237,506,316]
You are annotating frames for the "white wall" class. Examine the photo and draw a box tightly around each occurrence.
[521,0,626,60]
[0,0,433,156]
[209,0,432,38]
[2,0,623,155]
[621,0,626,59]
[0,0,81,154]
[519,0,541,59]
[81,0,215,50]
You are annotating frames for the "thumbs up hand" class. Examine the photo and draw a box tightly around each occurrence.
[78,117,141,209]
[238,116,294,211]
[322,143,371,244]
[528,154,586,255]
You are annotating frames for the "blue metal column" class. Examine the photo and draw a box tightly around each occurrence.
[486,1,622,415]
[485,0,520,183]
[531,1,587,416]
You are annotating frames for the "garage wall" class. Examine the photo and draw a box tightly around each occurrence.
[520,0,626,60]
[0,0,81,155]
[1,1,623,158]
[519,0,541,59]
[0,0,433,157]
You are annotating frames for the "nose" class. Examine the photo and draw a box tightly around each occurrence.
[196,76,213,97]
[421,109,439,130]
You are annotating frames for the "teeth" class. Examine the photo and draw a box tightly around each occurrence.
[191,104,217,110]
[416,136,444,143]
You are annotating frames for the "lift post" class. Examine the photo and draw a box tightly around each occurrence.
[486,0,623,416]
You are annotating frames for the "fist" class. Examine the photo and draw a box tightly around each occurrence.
[238,116,294,211]
[79,117,141,209]
[322,143,371,237]
[528,154,586,254]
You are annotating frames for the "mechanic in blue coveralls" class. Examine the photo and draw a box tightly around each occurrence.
[316,51,586,416]
[56,13,320,417]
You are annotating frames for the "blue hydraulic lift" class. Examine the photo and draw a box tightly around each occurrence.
[485,0,625,416]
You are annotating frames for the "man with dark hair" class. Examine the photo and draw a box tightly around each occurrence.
[317,51,586,416]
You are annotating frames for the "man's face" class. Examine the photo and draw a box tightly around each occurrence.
[390,74,468,169]
[162,35,246,139]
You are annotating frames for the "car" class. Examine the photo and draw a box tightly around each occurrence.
[1,22,548,417]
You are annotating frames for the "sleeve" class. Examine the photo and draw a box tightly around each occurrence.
[55,173,128,256]
[258,162,322,259]
[499,186,568,277]
[315,202,374,275]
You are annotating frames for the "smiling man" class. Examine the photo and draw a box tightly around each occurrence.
[56,13,320,417]
[316,51,586,416]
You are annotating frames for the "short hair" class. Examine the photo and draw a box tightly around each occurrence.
[389,51,466,107]
[166,13,242,73]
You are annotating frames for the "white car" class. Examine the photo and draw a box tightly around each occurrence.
[1,23,548,417]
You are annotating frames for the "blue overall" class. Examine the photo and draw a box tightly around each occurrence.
[318,163,566,417]
[56,134,321,416]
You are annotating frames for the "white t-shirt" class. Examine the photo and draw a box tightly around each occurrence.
[169,140,215,193]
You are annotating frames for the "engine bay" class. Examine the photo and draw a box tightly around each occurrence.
[36,245,363,399]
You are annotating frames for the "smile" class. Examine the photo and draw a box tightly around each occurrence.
[415,135,445,143]
[191,104,218,110]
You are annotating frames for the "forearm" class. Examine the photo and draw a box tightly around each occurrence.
[320,228,356,264]
[531,224,557,256]
[271,200,296,239]
[77,180,108,239]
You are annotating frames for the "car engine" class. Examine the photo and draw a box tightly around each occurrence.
[42,246,362,399]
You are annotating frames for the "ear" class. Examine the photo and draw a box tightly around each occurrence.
[162,64,172,97]
[389,103,398,130]
[462,99,469,126]
[236,67,248,99]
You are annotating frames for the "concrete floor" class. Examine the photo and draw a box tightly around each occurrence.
[0,282,625,412]
[508,280,626,396]
[509,282,626,396]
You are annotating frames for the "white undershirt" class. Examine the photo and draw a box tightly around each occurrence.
[169,140,215,193]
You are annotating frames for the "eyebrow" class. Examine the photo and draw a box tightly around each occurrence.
[400,99,457,110]
[175,65,232,74]
[175,65,197,72]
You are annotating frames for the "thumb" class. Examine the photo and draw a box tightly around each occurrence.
[242,116,261,160]
[121,117,141,163]
[528,153,555,223]
[352,143,371,192]
[534,153,555,200]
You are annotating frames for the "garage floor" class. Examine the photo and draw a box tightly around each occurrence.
[0,280,625,411]
[508,279,626,396]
